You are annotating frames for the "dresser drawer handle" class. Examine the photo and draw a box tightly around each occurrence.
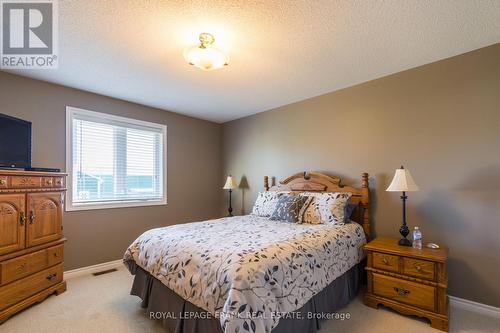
[19,212,26,226]
[29,211,35,224]
[0,179,5,185]
[46,273,57,281]
[394,287,410,296]
[382,257,389,265]
[414,264,423,271]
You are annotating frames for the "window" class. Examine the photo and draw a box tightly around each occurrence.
[66,107,166,211]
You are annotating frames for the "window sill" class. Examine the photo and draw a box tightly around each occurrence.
[65,198,167,212]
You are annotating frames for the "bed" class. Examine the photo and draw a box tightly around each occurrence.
[124,171,371,333]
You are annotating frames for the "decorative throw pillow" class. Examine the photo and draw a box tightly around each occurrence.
[251,192,284,217]
[300,192,352,225]
[343,203,358,223]
[270,195,312,223]
[301,196,321,224]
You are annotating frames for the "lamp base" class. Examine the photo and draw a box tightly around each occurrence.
[398,238,412,247]
[399,221,411,247]
[227,189,233,217]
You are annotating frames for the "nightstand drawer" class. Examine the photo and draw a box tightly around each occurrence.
[373,252,399,273]
[372,273,436,312]
[403,257,435,281]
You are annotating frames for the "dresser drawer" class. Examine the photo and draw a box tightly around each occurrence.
[372,273,436,311]
[47,245,64,266]
[53,177,64,188]
[42,177,54,187]
[9,176,41,188]
[0,176,7,188]
[403,257,435,281]
[0,263,63,310]
[0,245,64,285]
[372,252,400,273]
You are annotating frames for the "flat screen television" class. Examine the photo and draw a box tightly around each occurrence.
[0,113,32,169]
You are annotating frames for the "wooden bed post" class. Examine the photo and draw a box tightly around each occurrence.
[361,172,371,241]
[264,176,269,192]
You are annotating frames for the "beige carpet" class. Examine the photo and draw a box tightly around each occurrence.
[1,265,499,333]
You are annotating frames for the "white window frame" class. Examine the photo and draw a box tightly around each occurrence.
[65,106,167,211]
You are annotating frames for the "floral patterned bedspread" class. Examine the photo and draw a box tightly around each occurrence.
[124,215,366,333]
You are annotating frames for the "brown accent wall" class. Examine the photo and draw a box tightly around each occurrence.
[222,43,500,306]
[0,71,222,270]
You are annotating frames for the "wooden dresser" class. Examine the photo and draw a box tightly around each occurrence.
[364,237,449,331]
[0,170,67,323]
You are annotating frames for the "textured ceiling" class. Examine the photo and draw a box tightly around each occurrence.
[5,0,500,123]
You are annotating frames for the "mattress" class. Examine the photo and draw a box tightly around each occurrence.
[124,215,366,333]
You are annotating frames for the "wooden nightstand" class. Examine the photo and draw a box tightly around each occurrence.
[364,237,449,331]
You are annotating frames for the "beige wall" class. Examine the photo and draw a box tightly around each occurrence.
[222,43,500,307]
[0,72,222,270]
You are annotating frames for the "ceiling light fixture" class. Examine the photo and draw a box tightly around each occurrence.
[184,33,229,71]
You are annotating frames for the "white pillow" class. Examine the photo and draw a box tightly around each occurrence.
[251,192,285,217]
[300,192,352,224]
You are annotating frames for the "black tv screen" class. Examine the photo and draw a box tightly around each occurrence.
[0,113,32,169]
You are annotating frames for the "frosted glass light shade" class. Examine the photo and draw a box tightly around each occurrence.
[386,168,420,192]
[184,44,229,71]
[223,175,237,190]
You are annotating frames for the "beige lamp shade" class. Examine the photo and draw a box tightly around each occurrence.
[223,175,237,190]
[386,167,420,192]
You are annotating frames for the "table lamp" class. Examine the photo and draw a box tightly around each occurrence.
[223,175,237,217]
[386,166,420,246]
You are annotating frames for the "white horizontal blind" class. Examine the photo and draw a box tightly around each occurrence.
[70,111,164,207]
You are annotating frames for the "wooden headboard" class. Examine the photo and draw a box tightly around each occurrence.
[264,171,371,240]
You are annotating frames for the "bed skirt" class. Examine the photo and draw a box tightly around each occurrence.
[125,260,363,333]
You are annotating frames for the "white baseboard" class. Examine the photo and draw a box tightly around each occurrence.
[64,259,124,279]
[450,296,500,318]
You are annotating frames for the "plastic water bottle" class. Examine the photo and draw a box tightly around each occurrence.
[412,227,422,249]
